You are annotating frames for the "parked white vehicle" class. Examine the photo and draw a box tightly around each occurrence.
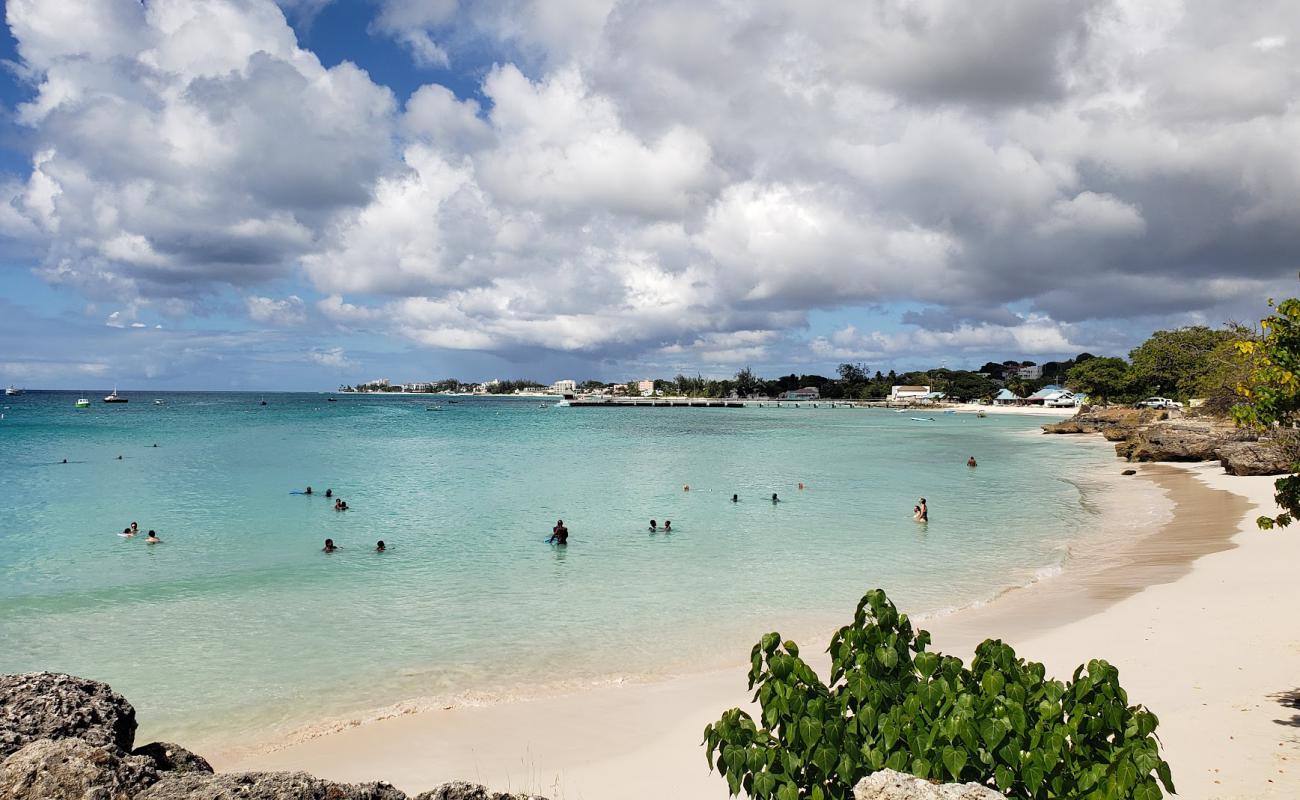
[1136,397,1183,409]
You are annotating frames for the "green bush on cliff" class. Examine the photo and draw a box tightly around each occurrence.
[703,590,1174,800]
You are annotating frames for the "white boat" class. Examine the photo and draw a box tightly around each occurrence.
[75,398,90,408]
[103,388,128,403]
[4,385,21,396]
[153,399,164,405]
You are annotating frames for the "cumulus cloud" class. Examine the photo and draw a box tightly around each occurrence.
[245,294,307,326]
[6,0,1300,377]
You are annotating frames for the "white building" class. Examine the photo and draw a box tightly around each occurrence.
[550,379,577,395]
[890,385,931,401]
[636,379,656,395]
[1016,364,1043,380]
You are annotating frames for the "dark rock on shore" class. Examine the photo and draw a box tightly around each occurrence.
[0,672,137,758]
[0,738,159,799]
[132,741,214,774]
[1122,469,1137,475]
[414,781,550,800]
[137,771,408,799]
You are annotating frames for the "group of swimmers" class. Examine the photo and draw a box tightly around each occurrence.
[118,521,162,543]
[322,538,384,553]
[303,486,349,511]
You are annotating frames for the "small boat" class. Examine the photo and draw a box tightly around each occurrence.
[153,399,164,405]
[75,398,90,408]
[976,410,987,418]
[4,385,21,396]
[910,417,935,422]
[103,388,128,403]
[259,396,267,406]
[425,406,440,411]
[327,398,338,402]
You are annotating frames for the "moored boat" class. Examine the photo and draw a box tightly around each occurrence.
[4,385,21,396]
[104,388,128,403]
[75,398,90,408]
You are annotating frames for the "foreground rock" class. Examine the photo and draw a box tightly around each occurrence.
[132,741,214,774]
[1218,439,1297,476]
[137,771,407,800]
[0,738,159,799]
[854,769,1007,800]
[1120,418,1246,462]
[414,782,550,800]
[0,672,137,758]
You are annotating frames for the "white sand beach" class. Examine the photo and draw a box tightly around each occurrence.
[219,461,1300,800]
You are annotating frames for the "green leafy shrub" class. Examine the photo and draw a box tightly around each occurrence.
[703,589,1174,799]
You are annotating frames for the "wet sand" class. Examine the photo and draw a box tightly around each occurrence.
[218,461,1299,800]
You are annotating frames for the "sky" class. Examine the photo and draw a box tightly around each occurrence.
[1,0,1298,390]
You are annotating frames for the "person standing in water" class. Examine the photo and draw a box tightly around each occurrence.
[375,540,385,552]
[731,494,738,503]
[146,530,161,543]
[322,538,337,553]
[967,456,977,467]
[649,519,658,532]
[914,498,929,522]
[305,486,313,495]
[663,520,672,532]
[771,493,780,503]
[548,519,569,545]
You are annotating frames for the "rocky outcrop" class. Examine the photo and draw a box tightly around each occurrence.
[1121,419,1245,462]
[1041,407,1286,467]
[413,782,550,800]
[1041,407,1158,437]
[854,769,1007,800]
[0,672,137,758]
[136,771,408,799]
[1218,439,1297,476]
[0,738,159,799]
[0,672,552,800]
[132,741,213,774]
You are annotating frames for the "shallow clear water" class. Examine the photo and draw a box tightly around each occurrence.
[0,391,1094,746]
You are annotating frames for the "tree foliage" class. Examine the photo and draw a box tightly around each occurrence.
[1234,293,1300,529]
[1064,358,1132,404]
[1128,326,1236,400]
[704,590,1174,800]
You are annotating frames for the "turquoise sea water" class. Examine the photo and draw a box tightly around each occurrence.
[0,391,1096,747]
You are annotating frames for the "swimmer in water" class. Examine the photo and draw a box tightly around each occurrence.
[649,519,658,532]
[322,538,337,553]
[771,493,780,503]
[117,455,123,460]
[731,494,738,503]
[146,530,161,543]
[61,459,67,464]
[305,486,313,495]
[967,456,977,467]
[548,519,569,545]
[375,540,385,552]
[914,498,929,522]
[664,520,672,532]
[325,489,333,498]
[130,522,139,534]
[798,482,804,490]
[121,527,134,538]
[683,485,690,492]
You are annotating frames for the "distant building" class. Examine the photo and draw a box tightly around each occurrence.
[1016,364,1043,380]
[781,387,821,401]
[550,379,577,395]
[1024,384,1067,405]
[993,388,1022,405]
[890,385,931,401]
[636,379,656,396]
